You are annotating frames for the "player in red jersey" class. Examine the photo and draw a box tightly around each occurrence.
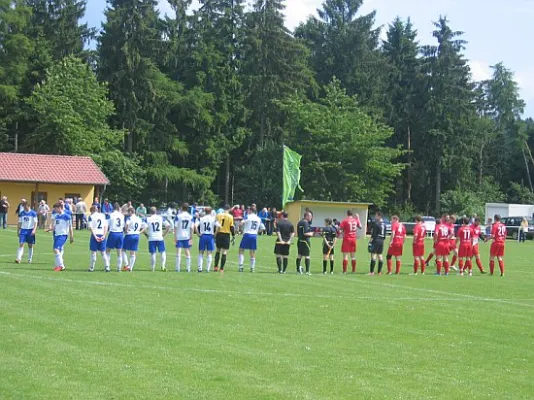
[386,216,406,274]
[449,215,459,271]
[433,216,452,275]
[412,215,426,274]
[456,217,474,276]
[470,218,486,273]
[485,214,507,276]
[339,210,361,273]
[425,215,447,265]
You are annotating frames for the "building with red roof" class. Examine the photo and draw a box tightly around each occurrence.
[0,153,108,224]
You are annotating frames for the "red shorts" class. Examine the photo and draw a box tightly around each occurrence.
[449,240,457,252]
[472,244,480,256]
[412,244,425,257]
[388,244,403,257]
[341,238,356,253]
[435,241,450,257]
[490,242,505,257]
[458,244,473,258]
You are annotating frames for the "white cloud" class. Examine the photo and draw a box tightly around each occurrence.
[469,60,492,82]
[158,0,173,16]
[285,0,321,29]
[516,70,534,113]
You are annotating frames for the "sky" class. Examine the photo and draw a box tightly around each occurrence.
[84,0,534,116]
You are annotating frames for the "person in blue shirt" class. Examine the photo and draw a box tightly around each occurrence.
[258,208,269,235]
[190,203,198,223]
[101,198,113,215]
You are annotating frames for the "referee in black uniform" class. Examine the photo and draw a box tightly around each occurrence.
[274,212,294,273]
[322,218,337,274]
[369,212,387,275]
[297,212,314,275]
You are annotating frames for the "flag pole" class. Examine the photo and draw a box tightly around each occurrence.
[281,143,285,210]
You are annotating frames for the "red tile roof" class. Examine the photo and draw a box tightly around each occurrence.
[0,153,109,185]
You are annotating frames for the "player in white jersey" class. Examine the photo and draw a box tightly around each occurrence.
[15,201,38,264]
[47,202,74,271]
[238,208,265,272]
[174,203,194,272]
[122,207,144,271]
[196,207,216,272]
[141,207,170,271]
[87,205,110,272]
[105,203,125,272]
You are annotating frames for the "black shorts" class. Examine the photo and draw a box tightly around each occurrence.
[372,240,385,255]
[323,243,335,255]
[297,240,311,257]
[274,243,290,256]
[216,233,231,250]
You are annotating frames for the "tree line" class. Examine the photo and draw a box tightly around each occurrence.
[1,0,533,218]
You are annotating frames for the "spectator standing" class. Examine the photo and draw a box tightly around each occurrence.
[38,200,50,229]
[121,201,132,215]
[101,198,113,215]
[189,203,198,221]
[136,203,147,218]
[232,205,244,234]
[92,197,100,207]
[15,198,26,217]
[258,208,269,235]
[0,196,9,229]
[519,217,528,243]
[269,207,277,235]
[75,197,87,230]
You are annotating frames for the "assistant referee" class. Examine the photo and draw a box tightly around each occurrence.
[296,212,314,275]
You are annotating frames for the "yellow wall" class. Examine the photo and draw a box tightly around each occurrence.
[285,201,370,238]
[0,181,94,225]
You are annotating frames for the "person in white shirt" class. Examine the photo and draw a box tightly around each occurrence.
[142,207,170,271]
[87,205,109,272]
[75,197,87,230]
[196,207,216,272]
[122,207,144,271]
[106,203,125,272]
[174,203,194,272]
[166,204,177,232]
[46,202,74,271]
[238,207,265,272]
[38,200,49,230]
[15,201,38,264]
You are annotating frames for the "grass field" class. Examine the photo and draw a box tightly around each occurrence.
[1,228,533,399]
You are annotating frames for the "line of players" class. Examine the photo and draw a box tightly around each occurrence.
[367,213,507,276]
[85,202,266,273]
[14,200,507,276]
[14,200,266,273]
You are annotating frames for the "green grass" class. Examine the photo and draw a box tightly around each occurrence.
[1,228,533,399]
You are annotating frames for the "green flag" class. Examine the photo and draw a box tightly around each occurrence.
[282,146,303,208]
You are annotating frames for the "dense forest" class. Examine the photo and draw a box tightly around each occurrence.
[1,0,533,217]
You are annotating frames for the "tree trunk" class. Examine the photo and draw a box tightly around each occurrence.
[127,130,133,153]
[224,154,231,205]
[522,148,534,192]
[406,126,412,202]
[435,155,441,215]
[478,144,484,186]
[259,111,265,149]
